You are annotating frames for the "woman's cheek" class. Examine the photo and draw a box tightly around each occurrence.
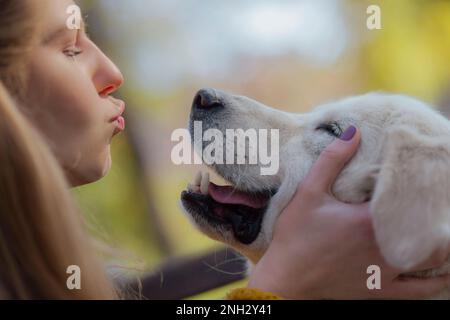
[27,49,113,183]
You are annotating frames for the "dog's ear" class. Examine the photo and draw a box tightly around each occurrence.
[370,126,450,270]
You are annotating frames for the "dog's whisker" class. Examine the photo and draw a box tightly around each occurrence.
[217,255,248,264]
[202,262,248,276]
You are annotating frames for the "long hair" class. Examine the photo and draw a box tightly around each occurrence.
[0,0,118,299]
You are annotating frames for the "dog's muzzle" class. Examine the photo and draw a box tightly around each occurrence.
[181,174,276,244]
[181,88,278,244]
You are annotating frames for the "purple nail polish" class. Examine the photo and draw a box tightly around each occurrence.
[339,126,356,141]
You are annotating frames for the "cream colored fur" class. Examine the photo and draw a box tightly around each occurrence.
[184,90,450,299]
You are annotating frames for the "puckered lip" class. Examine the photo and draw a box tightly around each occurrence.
[110,100,126,123]
[181,186,277,245]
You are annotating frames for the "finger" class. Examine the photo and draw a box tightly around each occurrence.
[301,126,361,195]
[388,274,450,299]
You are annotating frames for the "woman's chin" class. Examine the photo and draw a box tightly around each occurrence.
[67,152,113,187]
[84,149,113,184]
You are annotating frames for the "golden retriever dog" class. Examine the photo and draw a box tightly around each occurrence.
[180,88,450,299]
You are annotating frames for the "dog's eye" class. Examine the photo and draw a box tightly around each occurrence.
[316,123,342,137]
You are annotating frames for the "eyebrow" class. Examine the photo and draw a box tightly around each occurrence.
[43,19,86,44]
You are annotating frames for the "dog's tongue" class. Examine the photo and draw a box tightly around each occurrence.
[208,182,269,209]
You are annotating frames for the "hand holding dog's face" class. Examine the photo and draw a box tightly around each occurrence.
[248,129,450,299]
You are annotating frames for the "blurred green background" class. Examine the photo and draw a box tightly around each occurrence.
[73,0,450,299]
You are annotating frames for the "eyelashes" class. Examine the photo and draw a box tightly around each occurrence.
[316,122,342,137]
[63,47,83,58]
[63,33,84,58]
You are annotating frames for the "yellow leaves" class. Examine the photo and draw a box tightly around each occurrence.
[362,0,450,103]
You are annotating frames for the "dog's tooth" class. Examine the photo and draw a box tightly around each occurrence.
[187,183,201,194]
[200,172,209,195]
[194,171,202,186]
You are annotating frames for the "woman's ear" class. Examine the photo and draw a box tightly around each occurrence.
[370,126,450,270]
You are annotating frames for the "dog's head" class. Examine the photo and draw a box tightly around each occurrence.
[180,88,450,269]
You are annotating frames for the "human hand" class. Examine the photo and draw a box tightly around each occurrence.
[248,126,450,299]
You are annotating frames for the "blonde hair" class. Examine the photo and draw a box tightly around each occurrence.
[0,0,118,299]
[0,0,40,97]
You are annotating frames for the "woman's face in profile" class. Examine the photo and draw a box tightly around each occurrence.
[25,0,125,186]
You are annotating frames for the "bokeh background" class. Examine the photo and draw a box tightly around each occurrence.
[74,0,450,299]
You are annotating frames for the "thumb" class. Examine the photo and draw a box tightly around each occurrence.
[301,126,361,195]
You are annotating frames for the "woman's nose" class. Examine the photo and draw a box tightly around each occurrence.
[93,48,124,96]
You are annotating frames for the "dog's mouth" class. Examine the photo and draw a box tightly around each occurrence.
[181,171,277,244]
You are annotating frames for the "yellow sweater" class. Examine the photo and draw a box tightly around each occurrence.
[225,288,283,300]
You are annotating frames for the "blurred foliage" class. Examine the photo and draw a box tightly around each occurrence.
[361,0,450,103]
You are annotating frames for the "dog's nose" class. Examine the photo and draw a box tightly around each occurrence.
[193,88,224,109]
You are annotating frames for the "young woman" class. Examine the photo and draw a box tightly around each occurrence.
[0,0,448,299]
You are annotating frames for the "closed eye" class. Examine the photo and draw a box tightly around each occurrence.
[316,122,342,137]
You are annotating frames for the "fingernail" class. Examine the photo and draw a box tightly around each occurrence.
[339,126,356,141]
